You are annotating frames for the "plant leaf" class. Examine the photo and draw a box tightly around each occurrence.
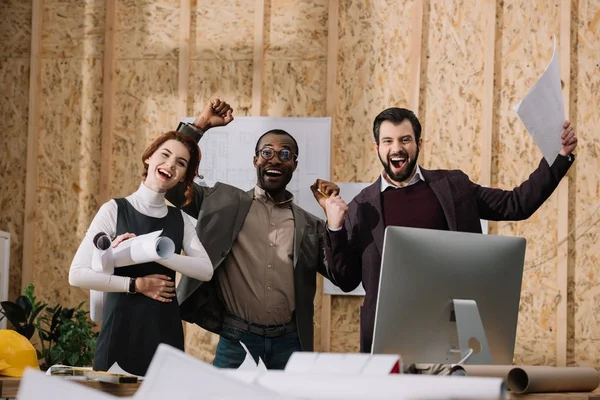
[18,324,35,340]
[0,301,27,324]
[28,303,46,325]
[15,296,32,318]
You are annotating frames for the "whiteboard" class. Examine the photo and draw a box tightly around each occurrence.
[181,116,331,218]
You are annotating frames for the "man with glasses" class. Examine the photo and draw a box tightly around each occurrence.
[166,100,338,369]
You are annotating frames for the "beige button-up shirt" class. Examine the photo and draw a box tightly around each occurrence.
[217,185,296,325]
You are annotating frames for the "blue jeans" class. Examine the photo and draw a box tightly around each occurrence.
[213,320,302,370]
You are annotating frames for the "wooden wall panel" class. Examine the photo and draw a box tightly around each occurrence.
[333,0,415,184]
[116,0,180,59]
[0,1,32,301]
[34,59,104,306]
[41,0,105,58]
[494,0,562,365]
[111,60,179,198]
[262,60,327,117]
[420,0,487,181]
[192,0,255,61]
[0,1,32,58]
[188,60,254,117]
[571,0,600,367]
[27,0,105,308]
[263,0,328,117]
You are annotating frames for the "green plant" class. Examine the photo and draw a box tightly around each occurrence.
[0,283,47,339]
[1,283,98,370]
[34,302,98,369]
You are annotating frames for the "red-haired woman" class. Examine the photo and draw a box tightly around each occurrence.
[69,131,213,376]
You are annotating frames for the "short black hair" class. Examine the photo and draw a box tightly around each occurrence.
[254,129,299,158]
[373,107,422,144]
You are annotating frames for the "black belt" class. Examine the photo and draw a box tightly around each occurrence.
[223,314,296,338]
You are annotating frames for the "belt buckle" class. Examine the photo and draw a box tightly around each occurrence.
[263,324,285,338]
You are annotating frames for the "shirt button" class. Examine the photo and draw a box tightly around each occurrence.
[269,242,274,247]
[267,264,272,269]
[267,286,272,291]
[271,222,275,227]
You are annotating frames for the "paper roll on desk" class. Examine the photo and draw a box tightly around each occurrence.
[451,365,600,394]
[88,230,175,322]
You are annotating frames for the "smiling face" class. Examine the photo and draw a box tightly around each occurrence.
[144,139,191,193]
[375,120,422,185]
[253,132,298,195]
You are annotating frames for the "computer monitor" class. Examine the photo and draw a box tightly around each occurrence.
[371,226,526,366]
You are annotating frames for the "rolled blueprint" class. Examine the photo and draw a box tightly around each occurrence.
[112,230,175,267]
[90,232,115,323]
[451,364,600,394]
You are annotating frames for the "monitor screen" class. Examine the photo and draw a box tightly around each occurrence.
[371,226,526,366]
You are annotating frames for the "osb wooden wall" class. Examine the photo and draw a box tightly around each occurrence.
[2,0,599,368]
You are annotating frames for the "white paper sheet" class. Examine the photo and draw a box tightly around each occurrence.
[90,232,115,323]
[513,37,565,166]
[107,361,144,380]
[133,343,285,399]
[238,341,259,370]
[18,368,113,400]
[252,371,506,400]
[112,230,175,267]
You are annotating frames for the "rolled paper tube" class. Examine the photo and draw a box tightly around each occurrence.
[93,232,112,251]
[450,365,514,379]
[112,230,176,267]
[507,366,600,394]
[451,365,600,394]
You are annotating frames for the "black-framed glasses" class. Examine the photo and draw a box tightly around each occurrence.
[256,147,298,162]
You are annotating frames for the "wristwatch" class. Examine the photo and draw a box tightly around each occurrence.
[176,122,205,141]
[127,277,137,294]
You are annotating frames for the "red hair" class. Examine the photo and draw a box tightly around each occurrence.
[141,131,201,206]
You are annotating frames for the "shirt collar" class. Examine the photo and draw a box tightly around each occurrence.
[254,185,294,206]
[380,165,425,192]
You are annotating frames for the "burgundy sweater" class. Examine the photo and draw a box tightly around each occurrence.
[381,180,449,230]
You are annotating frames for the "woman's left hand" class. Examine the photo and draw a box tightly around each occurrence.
[112,232,136,248]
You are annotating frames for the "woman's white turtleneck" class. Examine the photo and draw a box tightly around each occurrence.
[69,182,213,292]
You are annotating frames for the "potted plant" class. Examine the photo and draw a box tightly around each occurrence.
[0,284,98,370]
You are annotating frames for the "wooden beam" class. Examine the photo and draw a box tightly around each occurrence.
[408,0,424,164]
[98,0,117,205]
[556,0,572,368]
[480,0,497,187]
[21,0,43,290]
[251,0,265,116]
[319,0,339,353]
[178,0,191,119]
[408,0,424,114]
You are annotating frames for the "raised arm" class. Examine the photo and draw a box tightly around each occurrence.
[476,120,577,221]
[311,179,362,292]
[166,98,234,217]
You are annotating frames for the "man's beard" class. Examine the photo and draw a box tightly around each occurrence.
[380,148,419,183]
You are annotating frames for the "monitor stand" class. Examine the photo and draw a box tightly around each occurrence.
[452,299,493,364]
